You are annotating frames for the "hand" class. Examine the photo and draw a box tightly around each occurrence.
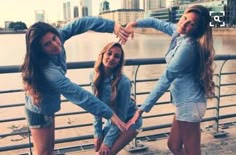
[94,138,103,152]
[124,21,137,40]
[126,109,143,130]
[110,113,126,132]
[114,22,129,44]
[98,143,111,155]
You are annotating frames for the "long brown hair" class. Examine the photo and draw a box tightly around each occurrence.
[186,5,215,98]
[21,22,60,104]
[93,42,125,106]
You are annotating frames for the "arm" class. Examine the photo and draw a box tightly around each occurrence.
[43,66,126,131]
[125,17,176,39]
[58,16,128,44]
[126,41,197,129]
[140,41,197,112]
[43,66,113,118]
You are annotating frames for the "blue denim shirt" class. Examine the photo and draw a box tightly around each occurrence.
[136,18,206,112]
[25,17,116,119]
[90,72,140,147]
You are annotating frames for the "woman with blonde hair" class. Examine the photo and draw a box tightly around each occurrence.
[125,5,215,155]
[90,42,142,155]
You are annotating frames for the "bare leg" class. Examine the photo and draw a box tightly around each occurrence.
[167,116,185,155]
[168,116,201,155]
[110,128,138,155]
[30,119,55,155]
[180,121,201,155]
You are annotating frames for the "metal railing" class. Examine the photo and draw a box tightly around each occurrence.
[0,54,236,154]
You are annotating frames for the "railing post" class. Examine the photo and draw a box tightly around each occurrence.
[212,60,228,138]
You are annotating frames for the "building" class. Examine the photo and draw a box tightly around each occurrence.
[79,0,92,17]
[35,10,45,22]
[99,9,144,25]
[121,0,140,9]
[63,1,71,21]
[100,0,110,13]
[227,0,236,26]
[73,6,79,18]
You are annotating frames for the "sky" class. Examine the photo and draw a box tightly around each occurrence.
[0,0,122,27]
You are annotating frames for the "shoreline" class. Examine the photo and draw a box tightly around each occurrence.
[134,27,236,36]
[0,28,236,35]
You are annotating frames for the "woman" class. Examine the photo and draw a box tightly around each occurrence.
[21,17,129,155]
[90,42,142,155]
[125,5,215,155]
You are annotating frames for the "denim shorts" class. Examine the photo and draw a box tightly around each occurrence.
[25,107,54,128]
[175,102,206,122]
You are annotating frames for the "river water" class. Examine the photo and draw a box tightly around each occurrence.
[0,32,236,66]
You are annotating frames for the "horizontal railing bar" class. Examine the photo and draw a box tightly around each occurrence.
[0,103,24,108]
[1,55,236,73]
[219,104,236,108]
[221,72,236,75]
[220,93,236,97]
[221,83,236,86]
[0,89,23,94]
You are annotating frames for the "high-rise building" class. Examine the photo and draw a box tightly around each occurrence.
[100,0,110,13]
[121,0,140,9]
[144,0,166,10]
[35,10,45,22]
[63,1,71,21]
[79,0,92,17]
[74,6,79,18]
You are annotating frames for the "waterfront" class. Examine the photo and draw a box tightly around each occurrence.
[0,32,236,66]
[0,32,236,154]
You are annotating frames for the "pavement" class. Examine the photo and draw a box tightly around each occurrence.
[68,126,236,155]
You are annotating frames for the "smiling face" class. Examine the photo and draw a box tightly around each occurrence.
[40,32,62,55]
[102,46,122,72]
[176,12,200,36]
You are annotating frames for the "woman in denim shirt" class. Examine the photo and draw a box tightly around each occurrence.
[125,5,215,155]
[21,17,129,155]
[90,42,142,155]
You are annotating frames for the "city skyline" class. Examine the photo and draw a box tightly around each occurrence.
[0,0,124,27]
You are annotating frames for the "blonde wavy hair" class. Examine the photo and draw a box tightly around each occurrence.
[93,42,125,106]
[186,5,215,98]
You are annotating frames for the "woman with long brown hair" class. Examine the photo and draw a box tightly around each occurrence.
[125,5,215,155]
[21,17,129,155]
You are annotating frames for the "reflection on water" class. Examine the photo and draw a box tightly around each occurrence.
[0,32,236,66]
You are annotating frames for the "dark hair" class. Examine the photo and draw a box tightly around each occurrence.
[21,22,60,104]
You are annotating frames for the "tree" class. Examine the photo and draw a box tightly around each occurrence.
[8,21,27,31]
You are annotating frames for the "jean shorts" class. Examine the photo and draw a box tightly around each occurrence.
[25,107,54,128]
[175,102,206,122]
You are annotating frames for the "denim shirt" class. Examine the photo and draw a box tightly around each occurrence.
[136,18,206,112]
[90,72,138,147]
[25,17,116,119]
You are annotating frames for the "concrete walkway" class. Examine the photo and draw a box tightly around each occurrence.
[70,127,236,155]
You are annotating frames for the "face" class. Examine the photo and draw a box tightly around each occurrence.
[40,32,62,55]
[177,12,200,35]
[102,46,122,70]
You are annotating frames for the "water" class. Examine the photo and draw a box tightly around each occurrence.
[0,32,236,66]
